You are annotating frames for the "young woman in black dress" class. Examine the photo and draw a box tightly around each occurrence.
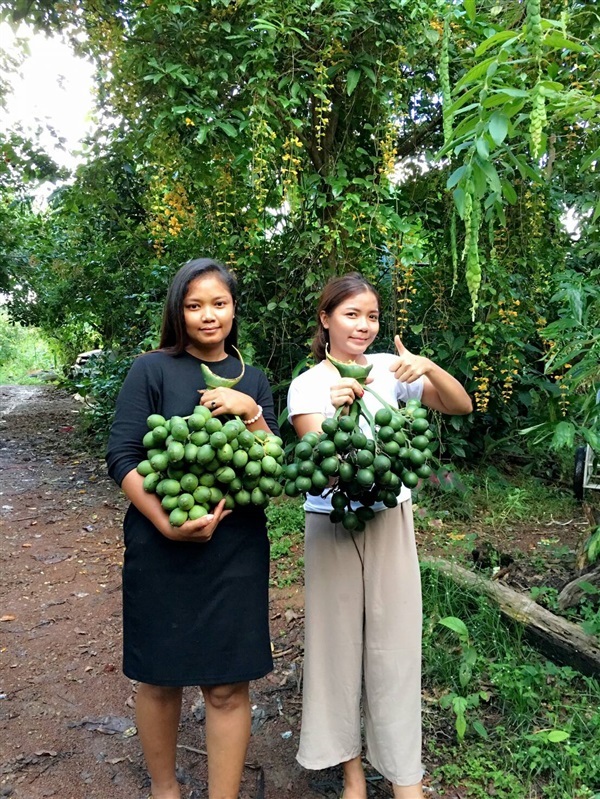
[106,258,277,799]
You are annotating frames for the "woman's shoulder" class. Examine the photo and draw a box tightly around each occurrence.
[243,362,271,385]
[129,349,175,370]
[289,361,327,389]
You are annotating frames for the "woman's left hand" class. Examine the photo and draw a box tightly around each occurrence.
[199,387,259,420]
[389,335,432,383]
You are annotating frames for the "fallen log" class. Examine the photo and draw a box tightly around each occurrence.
[558,563,600,611]
[423,557,600,677]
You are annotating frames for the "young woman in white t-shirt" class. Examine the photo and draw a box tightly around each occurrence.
[287,273,472,799]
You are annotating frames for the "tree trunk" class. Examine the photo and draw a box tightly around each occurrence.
[424,557,600,677]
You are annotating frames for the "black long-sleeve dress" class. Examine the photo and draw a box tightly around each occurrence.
[106,350,276,686]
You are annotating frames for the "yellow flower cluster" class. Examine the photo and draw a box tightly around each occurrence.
[498,298,520,324]
[555,365,572,417]
[251,116,276,213]
[473,370,491,413]
[379,124,398,181]
[394,258,415,336]
[313,61,334,152]
[499,356,521,403]
[430,18,444,35]
[282,135,303,202]
[213,161,234,240]
[148,177,195,254]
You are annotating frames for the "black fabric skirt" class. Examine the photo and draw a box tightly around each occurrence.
[121,506,273,686]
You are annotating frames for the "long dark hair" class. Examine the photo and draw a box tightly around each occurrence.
[159,258,239,356]
[311,272,380,361]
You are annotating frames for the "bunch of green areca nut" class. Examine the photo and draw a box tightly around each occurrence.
[137,406,285,526]
[283,351,436,532]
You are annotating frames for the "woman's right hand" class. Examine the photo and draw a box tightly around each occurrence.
[330,377,365,409]
[122,471,231,543]
[160,498,231,543]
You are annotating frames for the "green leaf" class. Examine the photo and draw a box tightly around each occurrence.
[195,126,208,144]
[446,85,479,117]
[251,17,279,32]
[489,112,509,145]
[551,421,575,450]
[501,179,517,204]
[475,30,519,57]
[459,661,472,688]
[455,56,497,91]
[453,187,466,217]
[543,31,587,52]
[476,137,489,159]
[591,195,600,225]
[362,66,377,84]
[447,165,467,190]
[439,616,469,640]
[463,0,476,23]
[452,696,468,715]
[218,121,238,138]
[547,730,570,743]
[347,69,361,96]
[472,720,489,738]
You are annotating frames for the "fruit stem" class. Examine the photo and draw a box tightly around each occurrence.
[355,396,376,437]
[363,385,400,414]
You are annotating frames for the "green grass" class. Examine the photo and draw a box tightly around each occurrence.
[0,309,57,384]
[421,564,600,798]
[265,496,305,586]
[414,463,578,530]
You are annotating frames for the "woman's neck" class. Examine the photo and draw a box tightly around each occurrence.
[325,348,369,365]
[185,343,228,362]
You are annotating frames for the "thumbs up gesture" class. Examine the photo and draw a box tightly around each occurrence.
[389,335,432,383]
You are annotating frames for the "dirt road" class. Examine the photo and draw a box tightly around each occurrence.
[0,385,319,799]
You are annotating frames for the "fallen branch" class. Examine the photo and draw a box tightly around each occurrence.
[558,563,600,610]
[423,557,600,677]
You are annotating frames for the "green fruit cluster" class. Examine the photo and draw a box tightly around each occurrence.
[137,406,284,526]
[283,396,436,532]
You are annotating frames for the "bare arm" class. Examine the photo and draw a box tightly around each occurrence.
[121,469,230,543]
[390,335,472,416]
[199,386,275,434]
[290,376,367,437]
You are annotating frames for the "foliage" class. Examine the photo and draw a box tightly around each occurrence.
[265,496,305,587]
[422,565,600,797]
[522,266,600,452]
[437,615,489,741]
[0,307,55,383]
[0,0,598,458]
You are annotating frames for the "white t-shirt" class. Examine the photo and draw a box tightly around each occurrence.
[287,353,424,513]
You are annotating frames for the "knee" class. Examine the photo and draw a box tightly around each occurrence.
[138,682,182,704]
[202,682,249,712]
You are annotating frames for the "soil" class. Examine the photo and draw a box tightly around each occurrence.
[0,386,589,799]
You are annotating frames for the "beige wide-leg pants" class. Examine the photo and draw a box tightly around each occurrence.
[297,501,423,787]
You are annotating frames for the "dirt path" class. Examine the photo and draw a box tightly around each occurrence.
[0,385,319,799]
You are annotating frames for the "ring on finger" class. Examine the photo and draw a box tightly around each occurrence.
[210,400,217,409]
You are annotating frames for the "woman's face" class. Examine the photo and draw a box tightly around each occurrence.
[183,274,234,359]
[320,289,380,362]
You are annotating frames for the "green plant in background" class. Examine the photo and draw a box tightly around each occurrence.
[422,566,600,798]
[584,527,600,566]
[437,616,489,741]
[265,497,305,587]
[522,267,600,454]
[0,309,56,383]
